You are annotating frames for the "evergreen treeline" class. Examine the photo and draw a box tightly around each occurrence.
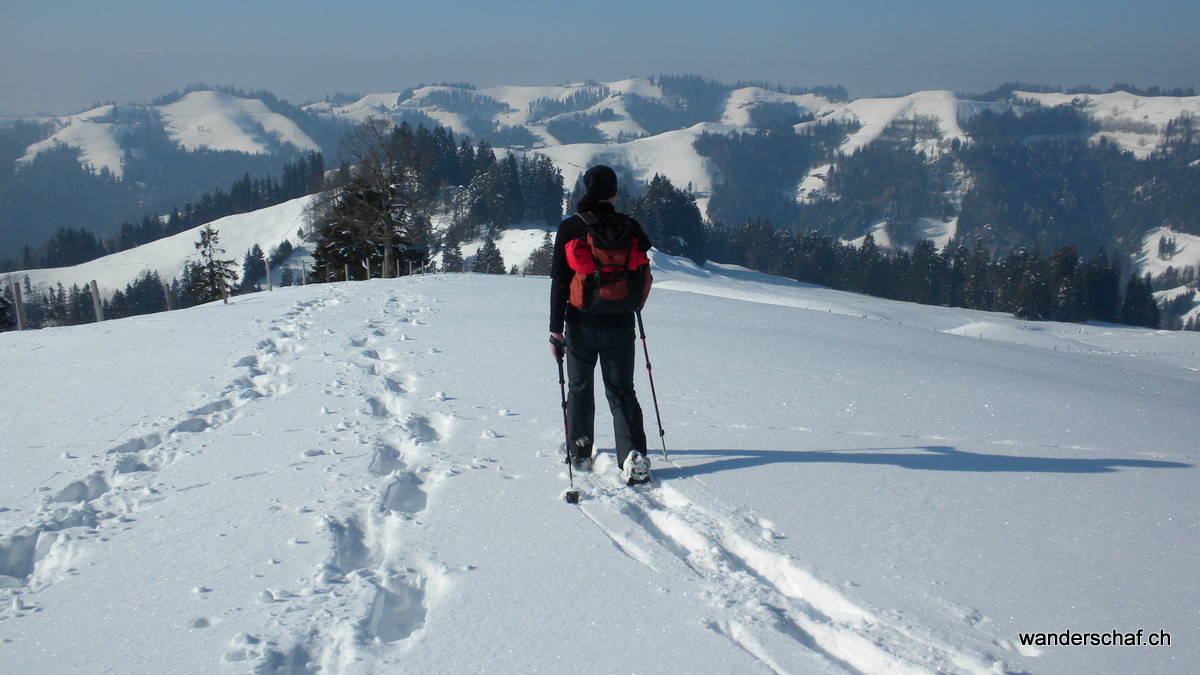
[115,152,326,252]
[698,104,1200,273]
[706,222,1167,328]
[0,152,326,271]
[698,124,848,229]
[629,175,708,265]
[527,85,612,123]
[545,109,617,145]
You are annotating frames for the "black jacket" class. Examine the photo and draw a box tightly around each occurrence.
[549,202,652,333]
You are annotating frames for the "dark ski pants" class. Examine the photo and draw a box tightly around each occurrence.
[565,321,648,469]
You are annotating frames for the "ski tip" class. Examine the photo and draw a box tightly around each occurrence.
[563,489,581,504]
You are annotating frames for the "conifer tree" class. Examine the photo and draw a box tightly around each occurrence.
[240,245,266,292]
[1082,249,1121,323]
[472,235,506,274]
[186,225,238,304]
[441,244,465,273]
[0,294,14,330]
[522,232,555,276]
[631,174,707,265]
[1119,273,1161,328]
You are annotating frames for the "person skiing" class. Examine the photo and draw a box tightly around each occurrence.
[549,165,653,485]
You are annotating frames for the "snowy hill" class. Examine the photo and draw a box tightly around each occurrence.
[158,92,322,156]
[2,256,1199,673]
[17,92,323,179]
[5,196,315,296]
[1016,90,1200,158]
[11,79,1200,263]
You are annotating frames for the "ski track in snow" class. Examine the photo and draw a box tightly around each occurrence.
[574,455,1006,675]
[0,295,337,602]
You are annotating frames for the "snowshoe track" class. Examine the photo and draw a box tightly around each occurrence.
[0,295,336,600]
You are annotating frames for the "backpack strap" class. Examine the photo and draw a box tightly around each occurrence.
[575,211,598,227]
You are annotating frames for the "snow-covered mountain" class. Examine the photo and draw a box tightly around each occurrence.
[302,80,1200,248]
[8,79,1199,297]
[18,92,323,179]
[26,80,1195,184]
[3,250,1198,673]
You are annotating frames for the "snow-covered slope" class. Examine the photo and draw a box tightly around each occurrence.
[1137,227,1200,279]
[825,90,986,155]
[1016,90,1200,158]
[720,86,837,127]
[2,260,1198,674]
[158,91,321,155]
[534,123,723,211]
[17,105,135,176]
[16,92,322,178]
[1140,227,1200,324]
[5,196,314,295]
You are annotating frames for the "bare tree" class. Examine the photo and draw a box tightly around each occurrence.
[306,118,440,280]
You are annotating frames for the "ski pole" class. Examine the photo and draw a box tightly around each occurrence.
[635,310,668,462]
[552,335,579,504]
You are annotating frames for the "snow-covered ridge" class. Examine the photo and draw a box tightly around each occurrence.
[18,80,1200,183]
[158,91,321,156]
[825,90,1004,155]
[1016,90,1200,158]
[17,92,322,178]
[18,105,137,176]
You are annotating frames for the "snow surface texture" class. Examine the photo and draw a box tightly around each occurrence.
[2,252,1199,673]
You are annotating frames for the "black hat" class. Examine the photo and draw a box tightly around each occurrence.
[582,165,618,201]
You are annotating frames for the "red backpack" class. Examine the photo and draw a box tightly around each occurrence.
[565,212,652,313]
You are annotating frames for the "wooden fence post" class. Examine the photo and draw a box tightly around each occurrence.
[163,282,173,311]
[11,282,26,331]
[89,280,104,322]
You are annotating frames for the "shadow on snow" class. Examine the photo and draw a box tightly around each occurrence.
[656,446,1193,478]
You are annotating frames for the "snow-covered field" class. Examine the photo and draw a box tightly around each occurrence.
[2,253,1198,674]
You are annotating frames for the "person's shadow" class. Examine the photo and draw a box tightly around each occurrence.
[654,446,1192,480]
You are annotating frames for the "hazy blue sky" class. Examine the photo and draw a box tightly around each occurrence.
[3,0,1198,115]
